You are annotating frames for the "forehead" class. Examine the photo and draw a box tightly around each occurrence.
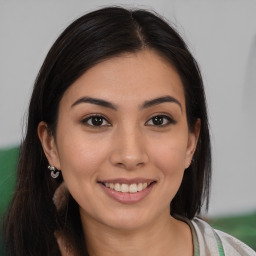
[60,49,185,109]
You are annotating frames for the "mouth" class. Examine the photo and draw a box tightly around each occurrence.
[97,178,157,204]
[100,181,156,193]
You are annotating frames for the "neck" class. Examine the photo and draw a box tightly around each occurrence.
[80,210,193,256]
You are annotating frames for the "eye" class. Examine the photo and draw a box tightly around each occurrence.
[82,115,111,127]
[145,115,175,127]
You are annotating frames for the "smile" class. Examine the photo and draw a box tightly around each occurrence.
[98,179,157,204]
[102,182,153,193]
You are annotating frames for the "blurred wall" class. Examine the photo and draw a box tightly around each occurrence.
[0,0,255,216]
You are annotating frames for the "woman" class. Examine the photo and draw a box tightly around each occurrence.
[3,6,255,256]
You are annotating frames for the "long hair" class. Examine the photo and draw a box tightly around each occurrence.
[3,6,211,255]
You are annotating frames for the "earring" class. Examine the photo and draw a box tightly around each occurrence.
[48,165,60,178]
[186,159,192,169]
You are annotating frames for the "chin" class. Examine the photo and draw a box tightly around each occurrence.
[101,208,154,231]
[107,217,147,231]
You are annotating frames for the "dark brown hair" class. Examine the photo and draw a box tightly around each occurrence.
[3,6,211,255]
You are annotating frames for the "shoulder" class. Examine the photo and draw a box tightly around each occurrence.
[191,217,256,256]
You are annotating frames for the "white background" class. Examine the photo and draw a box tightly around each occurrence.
[0,0,256,217]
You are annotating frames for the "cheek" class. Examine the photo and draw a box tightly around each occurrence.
[58,140,97,175]
[57,125,107,172]
[150,135,188,175]
[55,129,110,196]
[148,134,188,199]
[55,134,110,214]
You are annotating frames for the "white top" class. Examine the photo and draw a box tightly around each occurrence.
[184,217,256,256]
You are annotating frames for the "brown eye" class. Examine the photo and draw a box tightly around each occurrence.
[90,116,104,126]
[146,115,175,126]
[152,116,164,125]
[82,115,110,127]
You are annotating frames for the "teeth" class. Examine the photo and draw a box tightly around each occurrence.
[137,183,143,191]
[129,184,137,193]
[114,183,121,192]
[121,184,129,193]
[103,182,153,193]
[142,182,147,189]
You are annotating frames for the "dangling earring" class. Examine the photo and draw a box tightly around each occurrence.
[48,165,60,178]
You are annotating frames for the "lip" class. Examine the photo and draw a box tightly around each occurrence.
[98,179,156,204]
[98,177,156,185]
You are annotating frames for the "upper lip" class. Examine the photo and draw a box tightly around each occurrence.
[98,178,156,185]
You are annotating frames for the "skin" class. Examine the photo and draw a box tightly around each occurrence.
[38,49,200,256]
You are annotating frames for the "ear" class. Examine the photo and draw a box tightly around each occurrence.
[185,119,201,169]
[38,121,61,170]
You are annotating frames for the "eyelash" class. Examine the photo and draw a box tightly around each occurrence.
[81,114,111,128]
[145,114,176,127]
[81,114,176,128]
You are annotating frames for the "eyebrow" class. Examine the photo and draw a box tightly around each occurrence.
[141,96,182,111]
[71,97,118,110]
[71,95,182,111]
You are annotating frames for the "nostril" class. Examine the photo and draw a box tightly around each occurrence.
[136,161,145,166]
[109,149,149,170]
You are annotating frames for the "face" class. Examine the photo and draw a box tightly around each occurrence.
[39,49,199,231]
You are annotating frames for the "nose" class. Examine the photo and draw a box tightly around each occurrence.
[109,126,149,170]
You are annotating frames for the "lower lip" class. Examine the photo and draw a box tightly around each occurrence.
[99,182,156,204]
